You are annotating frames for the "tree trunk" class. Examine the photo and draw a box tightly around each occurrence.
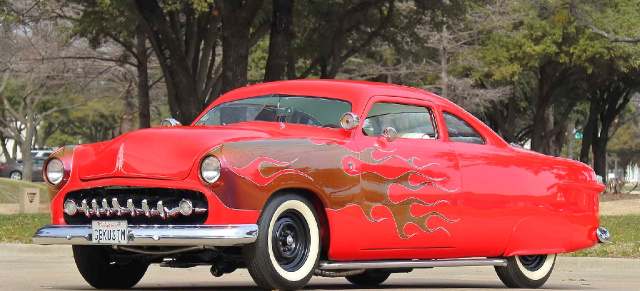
[264,0,294,82]
[121,82,136,134]
[136,25,151,129]
[582,84,633,182]
[217,0,265,94]
[439,26,449,99]
[21,112,35,182]
[134,0,202,125]
[566,121,575,159]
[592,137,608,182]
[579,94,598,164]
[530,68,555,154]
[0,132,13,163]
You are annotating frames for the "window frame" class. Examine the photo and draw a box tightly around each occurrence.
[442,111,486,145]
[361,101,440,140]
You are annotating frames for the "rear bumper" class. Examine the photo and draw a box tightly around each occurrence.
[597,226,611,244]
[33,224,258,246]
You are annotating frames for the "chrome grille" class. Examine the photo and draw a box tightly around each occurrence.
[63,187,208,225]
[64,198,206,219]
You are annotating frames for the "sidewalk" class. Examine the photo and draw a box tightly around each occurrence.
[0,243,71,256]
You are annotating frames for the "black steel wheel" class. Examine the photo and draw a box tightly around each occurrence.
[72,245,148,289]
[495,254,556,288]
[346,269,391,286]
[244,193,320,290]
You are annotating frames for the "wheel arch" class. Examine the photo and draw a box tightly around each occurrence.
[269,188,331,256]
[503,217,570,257]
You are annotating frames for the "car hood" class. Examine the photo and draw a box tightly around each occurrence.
[74,125,275,181]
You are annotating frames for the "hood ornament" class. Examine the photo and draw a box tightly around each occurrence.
[116,144,125,172]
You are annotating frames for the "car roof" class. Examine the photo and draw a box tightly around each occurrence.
[212,80,456,107]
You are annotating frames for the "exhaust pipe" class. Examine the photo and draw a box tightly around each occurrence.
[597,227,611,244]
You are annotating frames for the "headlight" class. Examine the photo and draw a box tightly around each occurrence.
[46,158,64,185]
[200,156,221,184]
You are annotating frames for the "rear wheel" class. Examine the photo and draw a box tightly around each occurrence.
[9,171,21,180]
[495,254,556,288]
[244,193,320,291]
[72,245,148,289]
[346,269,391,286]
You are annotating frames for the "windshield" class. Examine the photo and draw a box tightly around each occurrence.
[196,95,352,128]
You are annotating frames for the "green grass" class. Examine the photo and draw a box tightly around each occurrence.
[0,213,50,243]
[0,178,48,204]
[567,215,640,258]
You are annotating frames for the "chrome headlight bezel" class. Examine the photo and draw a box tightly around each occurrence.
[45,158,64,185]
[200,155,221,184]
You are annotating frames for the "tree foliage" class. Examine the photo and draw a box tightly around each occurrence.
[1,0,640,182]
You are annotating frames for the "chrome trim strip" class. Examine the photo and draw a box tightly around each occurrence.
[33,224,258,246]
[317,258,508,270]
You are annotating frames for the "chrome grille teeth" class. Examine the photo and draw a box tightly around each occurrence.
[63,198,206,219]
[142,199,150,217]
[102,199,113,217]
[157,201,165,219]
[127,199,138,217]
[81,199,89,217]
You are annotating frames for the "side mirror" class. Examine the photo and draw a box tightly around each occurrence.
[381,127,397,142]
[161,118,182,127]
[339,112,360,130]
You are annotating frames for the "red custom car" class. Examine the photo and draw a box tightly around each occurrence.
[34,80,609,290]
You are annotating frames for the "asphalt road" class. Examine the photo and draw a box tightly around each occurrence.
[1,244,638,291]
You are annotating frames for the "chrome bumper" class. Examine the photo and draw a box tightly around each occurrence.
[597,226,611,244]
[33,224,258,246]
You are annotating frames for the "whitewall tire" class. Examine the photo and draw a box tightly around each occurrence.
[495,254,556,288]
[243,193,320,290]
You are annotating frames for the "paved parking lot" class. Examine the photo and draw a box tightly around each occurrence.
[1,244,639,290]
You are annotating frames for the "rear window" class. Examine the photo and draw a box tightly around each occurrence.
[443,112,485,144]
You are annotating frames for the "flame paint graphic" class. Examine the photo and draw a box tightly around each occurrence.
[343,147,459,238]
[226,157,312,186]
[224,139,459,239]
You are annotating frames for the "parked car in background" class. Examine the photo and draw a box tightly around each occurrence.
[31,150,54,158]
[34,80,608,290]
[0,157,47,181]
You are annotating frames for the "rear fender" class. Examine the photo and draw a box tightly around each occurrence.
[503,217,570,257]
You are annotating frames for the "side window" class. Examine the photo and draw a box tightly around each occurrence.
[363,102,438,139]
[443,112,485,144]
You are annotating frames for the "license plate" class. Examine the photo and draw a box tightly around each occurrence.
[92,220,128,244]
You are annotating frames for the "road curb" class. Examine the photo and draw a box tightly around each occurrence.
[0,243,71,256]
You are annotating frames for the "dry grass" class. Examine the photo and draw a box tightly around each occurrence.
[0,178,48,204]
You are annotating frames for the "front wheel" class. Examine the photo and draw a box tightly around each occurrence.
[495,254,556,288]
[243,193,321,291]
[72,245,148,289]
